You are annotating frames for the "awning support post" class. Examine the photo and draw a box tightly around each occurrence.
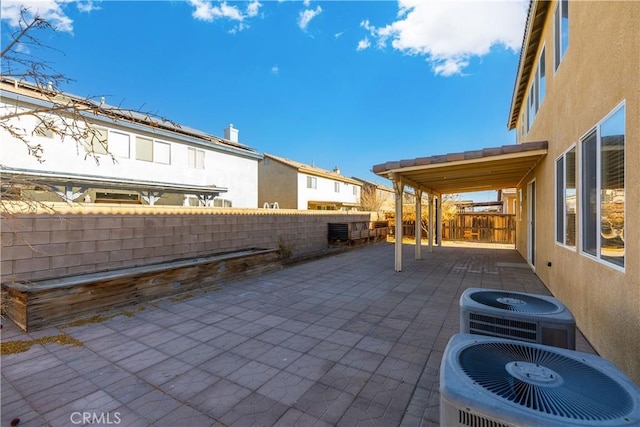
[428,193,434,253]
[415,189,423,260]
[436,193,443,247]
[140,190,162,205]
[55,183,88,203]
[390,173,404,272]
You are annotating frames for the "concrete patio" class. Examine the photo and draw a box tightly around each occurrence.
[1,242,595,426]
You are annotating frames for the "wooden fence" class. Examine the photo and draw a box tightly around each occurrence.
[400,213,516,244]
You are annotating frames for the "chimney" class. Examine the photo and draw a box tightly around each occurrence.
[224,123,239,142]
[333,166,340,174]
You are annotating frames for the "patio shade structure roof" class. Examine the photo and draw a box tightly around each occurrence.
[372,140,547,272]
[372,141,548,195]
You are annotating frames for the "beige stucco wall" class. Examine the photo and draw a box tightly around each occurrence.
[514,1,640,383]
[257,159,298,209]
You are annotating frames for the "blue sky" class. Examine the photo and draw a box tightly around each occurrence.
[2,0,529,202]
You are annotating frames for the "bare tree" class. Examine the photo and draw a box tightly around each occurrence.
[359,184,386,212]
[1,8,175,213]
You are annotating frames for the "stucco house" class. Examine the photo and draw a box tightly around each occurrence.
[373,0,639,383]
[258,153,362,210]
[351,177,395,214]
[0,78,262,208]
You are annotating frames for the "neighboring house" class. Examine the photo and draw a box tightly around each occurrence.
[497,188,517,215]
[508,1,639,380]
[373,1,639,383]
[351,177,395,213]
[258,154,361,210]
[0,78,262,208]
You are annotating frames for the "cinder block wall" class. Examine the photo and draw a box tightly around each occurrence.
[1,204,374,283]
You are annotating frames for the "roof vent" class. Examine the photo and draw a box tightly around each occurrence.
[224,124,239,142]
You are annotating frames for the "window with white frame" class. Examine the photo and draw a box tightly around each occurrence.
[555,145,576,247]
[154,141,171,164]
[109,131,130,158]
[83,127,109,155]
[187,147,205,169]
[554,0,569,71]
[334,182,340,193]
[213,198,232,208]
[33,120,55,138]
[580,103,625,268]
[353,186,359,196]
[135,136,171,164]
[136,136,153,161]
[307,176,317,189]
[527,46,546,131]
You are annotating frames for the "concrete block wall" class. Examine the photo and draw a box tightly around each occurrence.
[1,204,374,283]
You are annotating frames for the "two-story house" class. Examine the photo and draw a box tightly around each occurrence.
[507,0,638,381]
[373,0,639,383]
[258,154,362,210]
[0,78,262,208]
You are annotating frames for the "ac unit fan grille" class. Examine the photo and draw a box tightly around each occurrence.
[470,291,559,314]
[459,342,634,421]
[458,410,510,427]
[469,313,538,342]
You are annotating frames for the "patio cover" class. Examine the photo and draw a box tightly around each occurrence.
[1,166,228,205]
[372,141,548,271]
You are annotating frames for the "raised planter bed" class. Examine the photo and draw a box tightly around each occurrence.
[2,248,281,331]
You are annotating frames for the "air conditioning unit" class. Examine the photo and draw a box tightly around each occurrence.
[440,333,640,427]
[460,287,575,349]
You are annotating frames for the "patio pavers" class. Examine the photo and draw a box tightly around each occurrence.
[1,243,596,426]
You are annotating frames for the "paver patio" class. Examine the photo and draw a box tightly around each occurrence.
[1,242,595,426]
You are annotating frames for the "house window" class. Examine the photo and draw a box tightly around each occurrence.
[554,0,569,71]
[188,147,205,169]
[154,141,171,164]
[83,127,109,155]
[353,186,359,196]
[555,145,576,248]
[109,131,130,158]
[34,120,54,138]
[213,198,232,208]
[527,47,546,131]
[307,176,317,189]
[334,182,340,193]
[136,136,153,161]
[580,103,625,268]
[518,189,523,220]
[136,136,171,164]
[538,46,546,105]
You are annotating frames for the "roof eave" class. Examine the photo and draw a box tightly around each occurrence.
[507,0,550,130]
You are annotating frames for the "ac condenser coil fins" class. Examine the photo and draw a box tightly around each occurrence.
[460,287,576,349]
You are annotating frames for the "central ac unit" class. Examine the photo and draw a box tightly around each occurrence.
[440,333,640,427]
[460,287,575,349]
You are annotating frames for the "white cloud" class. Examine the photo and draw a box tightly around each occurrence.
[303,0,311,7]
[334,31,344,39]
[1,0,77,32]
[76,1,100,14]
[188,0,262,32]
[356,38,370,51]
[361,0,528,76]
[298,5,322,31]
[271,65,279,74]
[189,0,242,22]
[246,0,261,18]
